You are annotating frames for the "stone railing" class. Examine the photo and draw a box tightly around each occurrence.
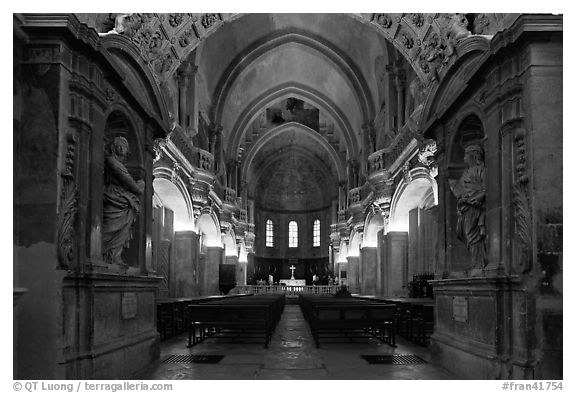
[236,285,341,297]
[166,125,215,173]
[348,187,362,205]
[337,209,347,223]
[368,126,416,174]
[238,208,247,222]
[223,187,236,204]
[195,147,214,172]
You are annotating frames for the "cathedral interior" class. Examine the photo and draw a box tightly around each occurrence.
[13,13,563,380]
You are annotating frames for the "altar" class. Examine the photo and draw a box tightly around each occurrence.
[280,279,306,286]
[280,264,305,286]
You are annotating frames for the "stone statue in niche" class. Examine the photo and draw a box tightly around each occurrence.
[449,144,487,272]
[102,136,145,264]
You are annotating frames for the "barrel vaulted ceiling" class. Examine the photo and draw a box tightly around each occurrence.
[78,12,516,210]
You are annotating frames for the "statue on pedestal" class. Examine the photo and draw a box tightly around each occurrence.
[102,136,145,264]
[450,144,487,271]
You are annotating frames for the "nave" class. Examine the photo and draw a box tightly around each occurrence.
[144,303,452,380]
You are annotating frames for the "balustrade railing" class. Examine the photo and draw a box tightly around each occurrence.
[236,285,341,297]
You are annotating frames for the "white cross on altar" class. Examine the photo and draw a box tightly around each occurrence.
[289,265,296,279]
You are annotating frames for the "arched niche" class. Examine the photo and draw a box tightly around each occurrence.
[337,239,349,263]
[102,109,144,267]
[348,231,363,257]
[152,177,194,231]
[363,212,385,248]
[389,168,438,232]
[196,212,222,249]
[446,113,486,273]
[222,229,237,257]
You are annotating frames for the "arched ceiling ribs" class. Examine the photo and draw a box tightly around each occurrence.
[211,28,375,125]
[242,122,346,185]
[228,83,358,158]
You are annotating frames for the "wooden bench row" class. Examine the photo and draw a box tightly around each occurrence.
[187,294,286,348]
[353,296,435,345]
[298,295,396,348]
[156,294,253,340]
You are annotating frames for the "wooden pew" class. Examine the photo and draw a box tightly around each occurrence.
[299,295,396,348]
[187,294,285,348]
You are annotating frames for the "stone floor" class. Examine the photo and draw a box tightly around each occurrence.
[141,304,455,380]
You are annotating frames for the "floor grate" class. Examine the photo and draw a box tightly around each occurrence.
[163,354,224,364]
[361,354,427,365]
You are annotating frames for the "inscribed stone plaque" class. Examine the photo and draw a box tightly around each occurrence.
[122,292,138,319]
[453,296,468,323]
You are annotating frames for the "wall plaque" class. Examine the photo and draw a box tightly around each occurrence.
[121,292,138,319]
[453,296,468,323]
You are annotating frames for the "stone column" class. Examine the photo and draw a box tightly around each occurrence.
[395,72,406,128]
[408,208,419,279]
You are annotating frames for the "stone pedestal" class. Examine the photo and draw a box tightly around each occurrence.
[430,276,531,379]
[61,273,161,379]
[360,247,377,295]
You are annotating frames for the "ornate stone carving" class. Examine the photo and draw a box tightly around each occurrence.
[152,53,173,74]
[168,13,185,28]
[57,134,78,269]
[513,128,533,273]
[402,162,412,183]
[198,149,213,171]
[418,140,437,167]
[201,14,219,29]
[373,13,393,28]
[153,138,166,163]
[104,87,118,103]
[449,144,487,271]
[171,161,181,183]
[409,13,424,28]
[472,13,491,35]
[102,136,145,264]
[179,26,196,48]
[400,33,414,49]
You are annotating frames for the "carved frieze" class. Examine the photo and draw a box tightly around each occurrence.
[57,133,78,269]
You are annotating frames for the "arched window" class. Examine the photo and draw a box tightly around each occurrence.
[313,219,320,247]
[288,221,298,248]
[266,219,274,247]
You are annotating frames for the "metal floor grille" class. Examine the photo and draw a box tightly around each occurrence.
[361,354,427,365]
[163,354,224,364]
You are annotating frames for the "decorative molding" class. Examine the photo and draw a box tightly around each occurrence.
[57,133,78,269]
